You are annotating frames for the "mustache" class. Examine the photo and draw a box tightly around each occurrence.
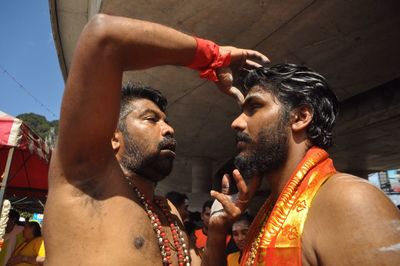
[236,132,252,143]
[158,136,177,151]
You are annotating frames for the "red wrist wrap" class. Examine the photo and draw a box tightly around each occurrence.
[187,37,231,82]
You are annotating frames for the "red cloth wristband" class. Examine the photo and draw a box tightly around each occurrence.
[187,37,231,82]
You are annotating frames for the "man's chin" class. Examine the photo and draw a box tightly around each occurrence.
[234,155,258,181]
[152,159,174,180]
[157,167,173,179]
[136,167,171,183]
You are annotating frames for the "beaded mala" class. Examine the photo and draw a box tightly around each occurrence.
[155,198,191,265]
[125,177,190,266]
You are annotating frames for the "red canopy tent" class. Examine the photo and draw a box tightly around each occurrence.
[0,111,51,212]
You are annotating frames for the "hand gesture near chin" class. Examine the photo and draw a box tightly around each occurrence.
[208,169,261,232]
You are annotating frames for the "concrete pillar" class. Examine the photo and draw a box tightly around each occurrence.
[191,158,212,193]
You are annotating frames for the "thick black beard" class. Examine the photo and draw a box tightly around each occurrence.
[119,133,144,173]
[120,133,176,182]
[234,118,288,180]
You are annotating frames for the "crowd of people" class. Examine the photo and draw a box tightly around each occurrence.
[0,210,44,266]
[164,192,252,265]
[2,11,399,266]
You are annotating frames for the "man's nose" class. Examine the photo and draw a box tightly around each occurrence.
[231,113,246,131]
[161,122,175,137]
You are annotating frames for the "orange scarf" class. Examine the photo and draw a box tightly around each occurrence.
[241,147,336,266]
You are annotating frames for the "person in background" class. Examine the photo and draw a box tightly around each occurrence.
[6,222,45,266]
[227,214,253,266]
[194,200,213,250]
[165,191,190,221]
[0,210,24,266]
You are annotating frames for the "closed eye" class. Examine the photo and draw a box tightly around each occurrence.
[244,103,261,115]
[242,95,264,115]
[145,116,159,123]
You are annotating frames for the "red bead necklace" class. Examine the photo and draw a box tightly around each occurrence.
[125,178,190,266]
[155,198,191,266]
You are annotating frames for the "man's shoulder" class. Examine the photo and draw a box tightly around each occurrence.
[304,172,400,264]
[311,172,397,218]
[323,172,388,200]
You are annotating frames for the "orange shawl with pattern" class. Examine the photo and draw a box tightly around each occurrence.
[241,147,336,266]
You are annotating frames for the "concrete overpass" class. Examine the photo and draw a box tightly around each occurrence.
[49,0,400,209]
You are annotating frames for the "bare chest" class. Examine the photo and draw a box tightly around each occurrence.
[45,193,189,265]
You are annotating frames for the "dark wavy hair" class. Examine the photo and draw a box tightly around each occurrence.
[242,64,339,149]
[118,82,167,132]
[235,213,254,225]
[165,191,188,207]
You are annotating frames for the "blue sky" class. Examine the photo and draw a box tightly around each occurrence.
[0,1,64,121]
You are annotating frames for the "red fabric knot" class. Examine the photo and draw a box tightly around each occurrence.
[187,37,231,82]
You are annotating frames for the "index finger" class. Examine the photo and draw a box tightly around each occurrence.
[228,86,245,106]
[233,169,261,201]
[244,50,270,64]
[232,169,249,200]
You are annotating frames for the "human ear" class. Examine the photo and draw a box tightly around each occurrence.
[111,130,122,152]
[291,105,313,132]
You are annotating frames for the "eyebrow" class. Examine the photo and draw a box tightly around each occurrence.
[241,94,264,111]
[140,108,159,116]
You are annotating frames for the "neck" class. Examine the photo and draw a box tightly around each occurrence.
[129,173,156,202]
[266,143,308,203]
[121,164,157,201]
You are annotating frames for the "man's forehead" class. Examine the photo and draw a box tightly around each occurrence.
[244,85,271,99]
[129,98,165,116]
[242,86,277,107]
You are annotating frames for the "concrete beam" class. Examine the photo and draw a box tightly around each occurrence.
[330,78,400,172]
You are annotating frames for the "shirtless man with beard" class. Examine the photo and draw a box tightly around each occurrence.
[43,14,268,265]
[216,64,400,265]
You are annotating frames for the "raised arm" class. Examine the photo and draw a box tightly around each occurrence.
[56,14,197,179]
[53,15,268,184]
[55,14,268,182]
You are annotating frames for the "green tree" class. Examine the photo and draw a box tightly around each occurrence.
[16,113,59,148]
